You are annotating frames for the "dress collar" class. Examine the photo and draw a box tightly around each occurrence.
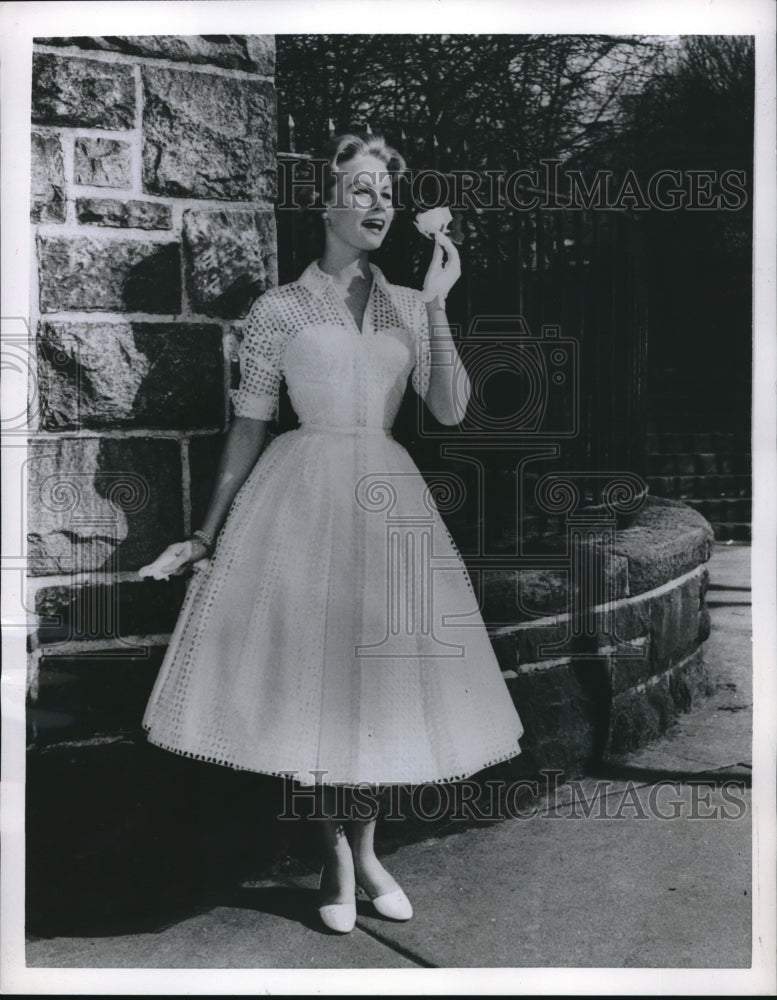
[297,259,387,298]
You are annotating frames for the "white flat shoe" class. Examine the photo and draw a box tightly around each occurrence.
[369,887,413,921]
[319,901,357,933]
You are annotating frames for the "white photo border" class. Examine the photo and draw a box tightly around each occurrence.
[2,0,775,994]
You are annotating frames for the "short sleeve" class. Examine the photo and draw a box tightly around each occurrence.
[410,292,431,400]
[230,293,284,421]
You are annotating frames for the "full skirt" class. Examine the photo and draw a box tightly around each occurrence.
[143,426,524,785]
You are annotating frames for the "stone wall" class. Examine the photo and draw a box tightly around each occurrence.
[27,36,277,737]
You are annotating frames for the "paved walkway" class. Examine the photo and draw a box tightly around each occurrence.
[25,545,756,973]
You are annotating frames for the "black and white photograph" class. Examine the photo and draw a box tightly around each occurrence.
[1,0,775,994]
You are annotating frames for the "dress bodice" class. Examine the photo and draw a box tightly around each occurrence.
[230,261,431,430]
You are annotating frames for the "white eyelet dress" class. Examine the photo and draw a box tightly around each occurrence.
[143,260,524,786]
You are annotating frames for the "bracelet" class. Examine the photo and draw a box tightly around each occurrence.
[191,529,215,554]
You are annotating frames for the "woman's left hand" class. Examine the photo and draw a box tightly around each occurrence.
[420,230,461,306]
[138,540,209,581]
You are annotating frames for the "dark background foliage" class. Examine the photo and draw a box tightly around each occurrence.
[276,34,754,428]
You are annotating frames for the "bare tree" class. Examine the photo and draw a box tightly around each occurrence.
[277,34,667,168]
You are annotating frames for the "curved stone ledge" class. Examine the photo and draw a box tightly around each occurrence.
[488,499,714,775]
[607,496,714,595]
[482,496,714,625]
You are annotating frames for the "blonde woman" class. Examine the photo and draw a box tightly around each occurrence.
[140,133,523,934]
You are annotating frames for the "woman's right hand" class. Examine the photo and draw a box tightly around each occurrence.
[137,540,209,581]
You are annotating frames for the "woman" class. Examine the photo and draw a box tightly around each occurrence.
[140,133,524,934]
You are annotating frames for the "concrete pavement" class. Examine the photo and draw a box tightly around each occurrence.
[26,544,754,971]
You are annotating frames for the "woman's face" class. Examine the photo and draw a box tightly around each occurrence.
[324,153,395,254]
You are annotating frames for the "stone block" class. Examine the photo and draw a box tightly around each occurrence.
[37,236,181,313]
[483,541,629,629]
[509,619,574,665]
[718,453,750,475]
[142,67,276,201]
[648,573,704,671]
[30,651,163,745]
[580,541,631,599]
[613,497,713,596]
[27,437,183,575]
[723,498,751,521]
[694,453,717,475]
[673,475,696,498]
[609,648,656,696]
[188,434,227,528]
[514,567,571,619]
[32,53,135,129]
[660,433,682,452]
[506,657,611,772]
[76,198,172,230]
[680,433,698,451]
[73,138,132,188]
[243,36,275,75]
[37,321,224,430]
[35,577,187,646]
[481,571,519,624]
[697,604,711,645]
[612,593,651,645]
[506,664,573,743]
[183,209,277,318]
[37,35,275,74]
[608,648,710,755]
[706,500,724,521]
[646,432,662,451]
[31,131,66,223]
[648,453,675,476]
[712,432,733,451]
[608,675,673,754]
[734,475,751,497]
